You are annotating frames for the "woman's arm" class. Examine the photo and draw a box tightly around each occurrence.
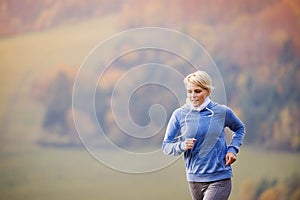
[225,107,246,155]
[162,109,186,156]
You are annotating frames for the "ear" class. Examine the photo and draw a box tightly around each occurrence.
[206,89,211,97]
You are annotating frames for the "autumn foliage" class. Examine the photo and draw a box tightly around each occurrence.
[23,0,300,150]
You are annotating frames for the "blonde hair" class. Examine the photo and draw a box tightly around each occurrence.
[184,70,214,93]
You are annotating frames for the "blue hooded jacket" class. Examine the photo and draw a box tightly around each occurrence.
[162,100,245,182]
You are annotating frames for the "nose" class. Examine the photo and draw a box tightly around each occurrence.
[191,91,197,98]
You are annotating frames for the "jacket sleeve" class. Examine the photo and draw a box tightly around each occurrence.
[225,107,246,155]
[162,109,186,156]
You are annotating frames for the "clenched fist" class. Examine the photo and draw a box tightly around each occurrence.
[183,138,197,150]
[225,152,237,166]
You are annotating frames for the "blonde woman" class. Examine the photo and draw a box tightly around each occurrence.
[162,71,245,200]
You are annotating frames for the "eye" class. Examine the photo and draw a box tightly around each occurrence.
[194,89,202,93]
[187,90,192,94]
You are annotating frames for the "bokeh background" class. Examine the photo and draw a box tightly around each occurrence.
[1,0,300,199]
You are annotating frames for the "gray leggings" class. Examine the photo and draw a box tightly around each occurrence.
[188,178,232,200]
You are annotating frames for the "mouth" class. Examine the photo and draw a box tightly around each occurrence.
[191,99,199,104]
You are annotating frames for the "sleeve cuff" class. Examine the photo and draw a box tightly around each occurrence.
[179,142,186,152]
[227,146,238,155]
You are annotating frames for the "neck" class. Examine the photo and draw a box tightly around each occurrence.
[187,97,211,111]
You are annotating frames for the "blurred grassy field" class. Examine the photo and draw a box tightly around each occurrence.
[0,144,299,200]
[0,15,299,200]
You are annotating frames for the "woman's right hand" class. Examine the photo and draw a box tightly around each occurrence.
[183,138,196,150]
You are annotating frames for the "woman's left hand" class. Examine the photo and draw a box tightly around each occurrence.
[225,152,236,166]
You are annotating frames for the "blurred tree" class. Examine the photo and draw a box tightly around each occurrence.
[238,180,256,200]
[285,174,300,198]
[254,174,300,200]
[291,189,300,200]
[279,40,294,65]
[95,88,110,135]
[43,71,71,136]
[254,178,277,200]
[258,188,278,200]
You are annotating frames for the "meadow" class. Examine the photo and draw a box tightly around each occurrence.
[0,142,299,200]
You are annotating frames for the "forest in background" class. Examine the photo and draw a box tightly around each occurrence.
[16,0,299,151]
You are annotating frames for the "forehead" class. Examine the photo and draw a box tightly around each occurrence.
[186,82,203,90]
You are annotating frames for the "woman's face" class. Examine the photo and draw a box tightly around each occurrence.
[186,82,209,107]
